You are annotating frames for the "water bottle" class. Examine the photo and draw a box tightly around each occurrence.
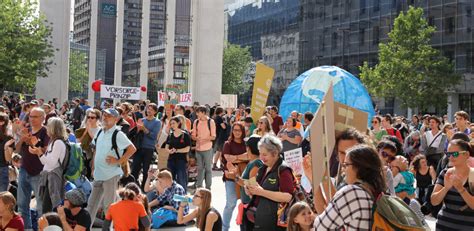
[173,194,192,203]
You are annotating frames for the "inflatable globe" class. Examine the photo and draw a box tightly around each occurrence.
[279,66,375,125]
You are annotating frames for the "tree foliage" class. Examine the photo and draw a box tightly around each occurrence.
[0,0,55,93]
[359,6,460,110]
[68,50,88,94]
[222,42,252,94]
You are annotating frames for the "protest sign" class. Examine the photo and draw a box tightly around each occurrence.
[310,83,335,198]
[334,102,368,135]
[220,94,238,109]
[284,148,303,176]
[100,85,141,100]
[251,63,275,123]
[157,91,192,107]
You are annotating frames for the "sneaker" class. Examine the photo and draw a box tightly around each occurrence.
[212,164,220,171]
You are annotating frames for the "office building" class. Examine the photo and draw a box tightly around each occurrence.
[227,0,300,104]
[300,0,474,119]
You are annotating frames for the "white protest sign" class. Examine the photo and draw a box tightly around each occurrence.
[220,94,238,108]
[100,85,141,100]
[284,148,303,176]
[157,91,193,107]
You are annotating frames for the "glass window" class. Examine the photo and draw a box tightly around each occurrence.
[332,32,338,48]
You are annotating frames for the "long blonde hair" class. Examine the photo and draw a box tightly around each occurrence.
[254,116,273,136]
[196,188,212,230]
[0,191,17,214]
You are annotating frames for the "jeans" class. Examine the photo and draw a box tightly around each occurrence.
[131,148,154,188]
[17,168,42,229]
[196,149,213,189]
[223,181,238,231]
[86,175,120,227]
[168,158,188,192]
[0,166,9,192]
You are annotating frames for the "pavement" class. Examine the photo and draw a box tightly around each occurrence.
[94,170,437,230]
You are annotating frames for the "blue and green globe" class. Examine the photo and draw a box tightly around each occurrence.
[279,66,375,125]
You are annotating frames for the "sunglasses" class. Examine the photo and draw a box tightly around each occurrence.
[445,151,467,158]
[87,116,97,119]
[380,151,395,162]
[371,121,378,124]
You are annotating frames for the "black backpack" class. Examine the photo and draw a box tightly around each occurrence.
[94,129,131,177]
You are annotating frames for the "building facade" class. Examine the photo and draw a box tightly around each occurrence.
[300,0,474,120]
[72,0,194,102]
[227,0,300,104]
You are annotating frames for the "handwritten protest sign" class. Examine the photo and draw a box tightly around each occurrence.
[158,92,193,107]
[310,83,335,198]
[284,148,303,176]
[220,94,238,109]
[100,85,141,100]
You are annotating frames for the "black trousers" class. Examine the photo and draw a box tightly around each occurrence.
[131,148,155,188]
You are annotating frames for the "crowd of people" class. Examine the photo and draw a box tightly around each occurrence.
[0,94,473,231]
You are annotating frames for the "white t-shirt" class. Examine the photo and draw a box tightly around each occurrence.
[40,139,67,172]
[425,130,442,148]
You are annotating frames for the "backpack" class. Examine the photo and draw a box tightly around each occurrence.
[276,165,303,228]
[359,183,427,231]
[195,118,211,135]
[54,139,84,181]
[94,129,131,176]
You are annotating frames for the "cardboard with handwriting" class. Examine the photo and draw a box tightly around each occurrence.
[334,102,368,135]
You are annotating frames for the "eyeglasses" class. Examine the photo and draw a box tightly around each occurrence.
[29,115,42,118]
[372,121,378,124]
[341,162,353,168]
[445,151,467,158]
[87,116,97,119]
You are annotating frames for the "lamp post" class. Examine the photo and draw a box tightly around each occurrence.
[338,28,350,70]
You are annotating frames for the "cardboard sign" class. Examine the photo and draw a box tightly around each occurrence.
[284,148,303,176]
[310,84,335,198]
[100,85,141,100]
[250,63,275,123]
[220,94,238,109]
[157,92,192,107]
[334,102,368,135]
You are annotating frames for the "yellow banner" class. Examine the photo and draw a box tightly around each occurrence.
[251,63,275,123]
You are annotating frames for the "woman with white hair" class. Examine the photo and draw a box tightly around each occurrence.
[29,117,68,213]
[243,134,294,231]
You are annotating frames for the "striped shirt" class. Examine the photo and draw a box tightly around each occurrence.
[435,169,474,231]
[313,184,373,230]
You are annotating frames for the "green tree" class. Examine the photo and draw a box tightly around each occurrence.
[0,0,55,93]
[359,6,460,110]
[222,42,252,94]
[68,50,88,95]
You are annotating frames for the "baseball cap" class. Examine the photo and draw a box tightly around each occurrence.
[65,189,86,207]
[245,135,261,155]
[103,108,119,117]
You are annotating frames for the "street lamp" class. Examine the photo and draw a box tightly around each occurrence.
[337,28,350,70]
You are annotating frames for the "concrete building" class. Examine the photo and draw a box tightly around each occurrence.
[299,0,474,120]
[189,0,225,104]
[36,0,71,104]
[261,29,299,106]
[227,0,300,104]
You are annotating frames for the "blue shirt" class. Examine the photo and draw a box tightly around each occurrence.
[141,118,161,149]
[92,125,132,181]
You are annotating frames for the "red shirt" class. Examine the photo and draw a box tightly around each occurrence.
[271,115,284,134]
[1,214,24,231]
[386,127,403,143]
[125,117,136,129]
